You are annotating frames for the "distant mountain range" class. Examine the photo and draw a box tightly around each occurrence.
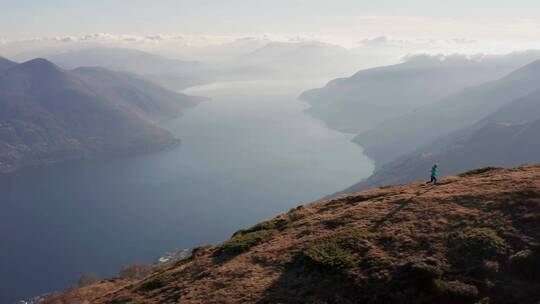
[354,56,540,165]
[0,57,204,174]
[338,85,540,193]
[235,41,370,79]
[0,56,17,73]
[306,55,540,195]
[298,51,540,196]
[10,41,407,86]
[300,52,540,134]
[45,47,214,90]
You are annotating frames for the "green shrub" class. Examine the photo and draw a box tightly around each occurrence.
[331,229,371,251]
[302,229,370,270]
[287,210,304,222]
[232,211,304,240]
[303,240,355,269]
[508,249,540,281]
[289,205,304,213]
[434,280,479,301]
[139,273,173,291]
[405,259,443,282]
[191,245,212,257]
[475,298,490,304]
[231,219,285,238]
[448,228,509,267]
[459,167,501,177]
[221,230,273,255]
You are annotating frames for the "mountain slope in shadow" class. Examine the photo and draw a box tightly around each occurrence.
[46,47,213,90]
[0,58,203,173]
[0,56,17,73]
[340,88,540,194]
[354,57,540,166]
[299,52,540,134]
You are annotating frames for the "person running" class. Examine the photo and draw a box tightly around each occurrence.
[427,163,439,185]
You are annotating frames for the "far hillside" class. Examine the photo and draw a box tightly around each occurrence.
[45,47,214,90]
[0,56,17,72]
[299,52,540,134]
[0,57,204,173]
[355,55,540,166]
[339,86,540,194]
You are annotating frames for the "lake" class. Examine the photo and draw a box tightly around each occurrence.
[0,80,373,303]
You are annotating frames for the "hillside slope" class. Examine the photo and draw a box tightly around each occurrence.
[341,88,540,194]
[72,67,205,121]
[0,56,17,73]
[354,57,540,166]
[46,165,540,304]
[299,53,540,133]
[0,58,202,173]
[46,47,213,90]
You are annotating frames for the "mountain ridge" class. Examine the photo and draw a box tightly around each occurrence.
[354,57,540,166]
[0,56,18,73]
[45,47,213,90]
[299,53,540,134]
[337,86,540,194]
[0,58,202,174]
[45,164,540,304]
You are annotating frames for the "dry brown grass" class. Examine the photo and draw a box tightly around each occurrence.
[45,164,540,304]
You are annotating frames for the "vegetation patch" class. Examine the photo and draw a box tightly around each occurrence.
[221,230,274,255]
[232,209,305,240]
[322,218,351,229]
[459,167,502,177]
[302,229,371,270]
[403,258,443,283]
[287,209,305,222]
[447,228,509,267]
[119,263,154,280]
[508,249,540,281]
[434,280,479,302]
[347,192,387,205]
[475,298,490,304]
[138,273,174,291]
[191,245,212,258]
[231,217,289,238]
[303,240,355,270]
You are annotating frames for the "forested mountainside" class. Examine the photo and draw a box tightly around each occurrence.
[0,58,203,173]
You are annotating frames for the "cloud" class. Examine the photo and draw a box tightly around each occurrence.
[360,36,392,46]
[2,32,539,63]
[452,38,478,45]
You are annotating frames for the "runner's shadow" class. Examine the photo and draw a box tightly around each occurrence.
[370,199,413,232]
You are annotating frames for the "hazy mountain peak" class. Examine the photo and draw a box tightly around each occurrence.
[504,58,540,79]
[0,56,204,174]
[0,56,16,62]
[402,53,484,68]
[10,58,62,75]
[45,47,210,90]
[0,56,18,73]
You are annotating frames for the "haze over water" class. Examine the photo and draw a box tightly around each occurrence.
[0,80,373,302]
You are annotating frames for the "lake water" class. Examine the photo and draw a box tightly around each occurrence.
[0,80,373,303]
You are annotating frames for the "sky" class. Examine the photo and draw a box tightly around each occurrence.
[1,0,540,54]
